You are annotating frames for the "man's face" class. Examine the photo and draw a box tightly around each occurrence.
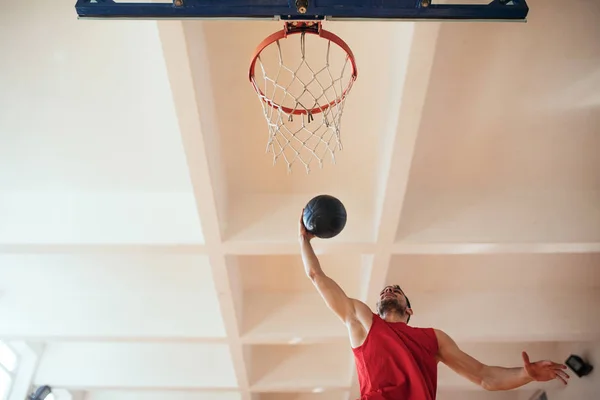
[376,285,411,319]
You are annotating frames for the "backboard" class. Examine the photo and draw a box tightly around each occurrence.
[75,0,529,22]
[73,0,529,172]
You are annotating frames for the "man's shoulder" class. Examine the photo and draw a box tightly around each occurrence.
[349,299,375,324]
[350,298,375,316]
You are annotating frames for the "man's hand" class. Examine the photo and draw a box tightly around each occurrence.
[522,351,570,385]
[298,209,315,242]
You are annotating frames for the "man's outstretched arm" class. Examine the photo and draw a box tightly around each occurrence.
[435,330,570,391]
[300,235,356,323]
[298,211,371,327]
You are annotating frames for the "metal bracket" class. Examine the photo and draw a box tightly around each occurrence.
[284,21,320,36]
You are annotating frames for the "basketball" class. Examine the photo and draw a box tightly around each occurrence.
[302,195,347,239]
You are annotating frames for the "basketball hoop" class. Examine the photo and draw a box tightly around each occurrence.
[249,22,358,173]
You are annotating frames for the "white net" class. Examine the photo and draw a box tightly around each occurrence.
[250,26,356,173]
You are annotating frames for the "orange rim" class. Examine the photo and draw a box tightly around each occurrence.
[248,22,358,116]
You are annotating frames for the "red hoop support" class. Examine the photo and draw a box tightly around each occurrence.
[248,22,358,116]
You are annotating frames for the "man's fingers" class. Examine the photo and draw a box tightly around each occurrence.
[556,370,570,380]
[555,372,568,385]
[522,351,531,366]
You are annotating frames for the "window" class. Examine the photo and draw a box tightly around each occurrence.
[0,368,10,400]
[0,343,16,373]
[0,341,17,400]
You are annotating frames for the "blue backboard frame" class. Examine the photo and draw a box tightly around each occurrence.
[75,0,529,22]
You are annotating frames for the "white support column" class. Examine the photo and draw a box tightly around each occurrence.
[349,23,442,399]
[156,21,250,400]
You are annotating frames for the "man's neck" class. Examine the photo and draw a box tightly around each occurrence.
[382,311,407,323]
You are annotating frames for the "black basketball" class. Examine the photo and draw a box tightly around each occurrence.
[302,195,347,239]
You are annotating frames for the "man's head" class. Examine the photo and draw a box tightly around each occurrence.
[376,285,413,323]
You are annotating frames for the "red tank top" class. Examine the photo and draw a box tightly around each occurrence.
[352,313,439,400]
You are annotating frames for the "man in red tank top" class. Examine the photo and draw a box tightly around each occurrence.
[298,212,570,399]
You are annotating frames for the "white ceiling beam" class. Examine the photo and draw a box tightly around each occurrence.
[2,241,599,256]
[0,336,228,344]
[0,244,206,254]
[240,290,600,344]
[84,391,243,400]
[368,20,441,275]
[156,21,250,400]
[392,242,600,255]
[31,339,589,391]
[6,284,597,343]
[45,387,240,392]
[249,386,352,393]
[419,392,523,400]
[1,241,598,256]
[223,241,378,255]
[349,22,442,399]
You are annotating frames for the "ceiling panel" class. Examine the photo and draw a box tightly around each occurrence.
[231,253,366,343]
[0,254,225,338]
[406,0,600,193]
[232,254,367,295]
[387,253,600,292]
[241,293,347,344]
[0,0,192,192]
[34,342,238,389]
[0,192,203,244]
[397,190,600,244]
[403,290,600,343]
[246,343,352,392]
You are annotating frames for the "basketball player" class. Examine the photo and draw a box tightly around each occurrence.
[298,211,569,399]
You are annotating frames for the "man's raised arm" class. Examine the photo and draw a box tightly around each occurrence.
[435,329,570,391]
[298,211,371,328]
